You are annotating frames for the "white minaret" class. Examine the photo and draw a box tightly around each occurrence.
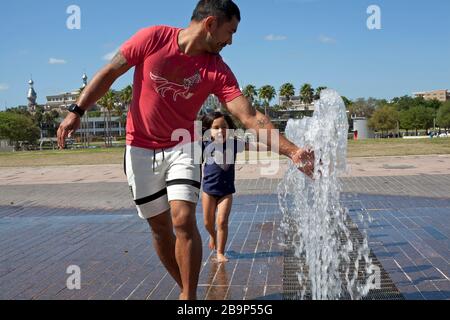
[82,73,88,88]
[27,77,37,112]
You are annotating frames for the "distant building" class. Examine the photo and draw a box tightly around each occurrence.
[76,116,125,137]
[279,95,315,112]
[45,73,99,112]
[25,73,98,113]
[413,90,449,102]
[352,117,374,140]
[0,140,13,152]
[199,94,221,115]
[45,91,80,112]
[27,78,38,112]
[25,74,125,140]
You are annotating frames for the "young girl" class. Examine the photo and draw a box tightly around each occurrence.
[201,111,261,263]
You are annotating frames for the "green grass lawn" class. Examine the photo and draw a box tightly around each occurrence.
[347,138,450,157]
[0,147,126,167]
[0,138,449,167]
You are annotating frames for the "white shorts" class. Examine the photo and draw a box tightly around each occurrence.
[124,144,201,220]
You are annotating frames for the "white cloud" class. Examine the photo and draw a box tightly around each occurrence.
[319,35,337,44]
[0,84,9,91]
[49,58,67,64]
[265,34,287,41]
[102,47,120,61]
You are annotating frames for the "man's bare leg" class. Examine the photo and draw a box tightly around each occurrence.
[202,192,218,251]
[170,201,203,300]
[147,211,183,290]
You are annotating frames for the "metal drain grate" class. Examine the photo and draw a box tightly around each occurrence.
[282,220,405,300]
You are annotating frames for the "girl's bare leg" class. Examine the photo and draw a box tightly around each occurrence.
[216,195,233,263]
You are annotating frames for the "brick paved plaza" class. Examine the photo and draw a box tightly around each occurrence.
[0,155,449,300]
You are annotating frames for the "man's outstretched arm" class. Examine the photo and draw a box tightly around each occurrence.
[225,95,315,178]
[57,52,132,149]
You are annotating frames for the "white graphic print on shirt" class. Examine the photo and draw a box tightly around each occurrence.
[150,72,202,102]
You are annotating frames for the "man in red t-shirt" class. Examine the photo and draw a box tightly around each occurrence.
[57,0,314,300]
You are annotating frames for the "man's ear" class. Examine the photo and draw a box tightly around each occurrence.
[204,16,218,33]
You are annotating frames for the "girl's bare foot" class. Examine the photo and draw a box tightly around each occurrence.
[179,293,197,300]
[216,253,229,263]
[209,236,216,251]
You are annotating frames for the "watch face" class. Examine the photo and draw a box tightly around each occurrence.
[68,104,83,116]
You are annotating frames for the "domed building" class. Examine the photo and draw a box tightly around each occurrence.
[27,78,38,113]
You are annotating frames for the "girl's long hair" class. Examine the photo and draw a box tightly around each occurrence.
[200,111,237,136]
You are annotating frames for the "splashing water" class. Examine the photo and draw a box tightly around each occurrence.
[278,89,374,300]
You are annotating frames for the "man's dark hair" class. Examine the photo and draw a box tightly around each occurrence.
[191,0,241,25]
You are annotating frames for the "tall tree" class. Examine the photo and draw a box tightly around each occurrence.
[399,109,414,134]
[33,109,44,139]
[0,112,40,149]
[41,110,60,137]
[341,96,353,108]
[258,85,276,116]
[391,96,416,111]
[426,99,443,129]
[77,86,90,147]
[98,90,116,147]
[119,85,133,111]
[369,105,399,136]
[314,86,328,100]
[347,97,382,118]
[279,83,295,109]
[437,101,450,129]
[300,84,314,105]
[117,85,132,136]
[399,106,433,136]
[242,84,258,106]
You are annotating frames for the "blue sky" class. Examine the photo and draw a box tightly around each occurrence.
[0,0,449,110]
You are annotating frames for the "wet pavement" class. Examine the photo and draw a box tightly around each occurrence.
[0,195,283,300]
[0,166,449,300]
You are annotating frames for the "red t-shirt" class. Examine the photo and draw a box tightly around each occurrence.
[120,25,242,150]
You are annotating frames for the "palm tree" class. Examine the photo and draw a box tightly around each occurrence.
[98,90,116,147]
[117,85,132,136]
[258,85,276,116]
[77,86,90,147]
[300,83,314,106]
[242,85,257,106]
[341,96,353,108]
[314,86,328,100]
[119,85,133,111]
[279,83,295,109]
[49,109,60,137]
[34,109,44,140]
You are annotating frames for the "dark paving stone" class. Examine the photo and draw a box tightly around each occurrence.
[0,198,283,300]
[343,193,450,300]
[422,226,448,241]
[1,175,449,300]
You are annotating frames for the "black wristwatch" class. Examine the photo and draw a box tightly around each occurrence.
[68,104,85,117]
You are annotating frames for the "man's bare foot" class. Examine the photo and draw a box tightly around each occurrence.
[209,237,216,251]
[216,253,229,263]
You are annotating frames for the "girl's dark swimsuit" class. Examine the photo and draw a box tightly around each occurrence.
[202,138,245,200]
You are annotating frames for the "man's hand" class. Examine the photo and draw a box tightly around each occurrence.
[55,51,131,150]
[224,96,317,179]
[291,148,315,179]
[57,113,81,149]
